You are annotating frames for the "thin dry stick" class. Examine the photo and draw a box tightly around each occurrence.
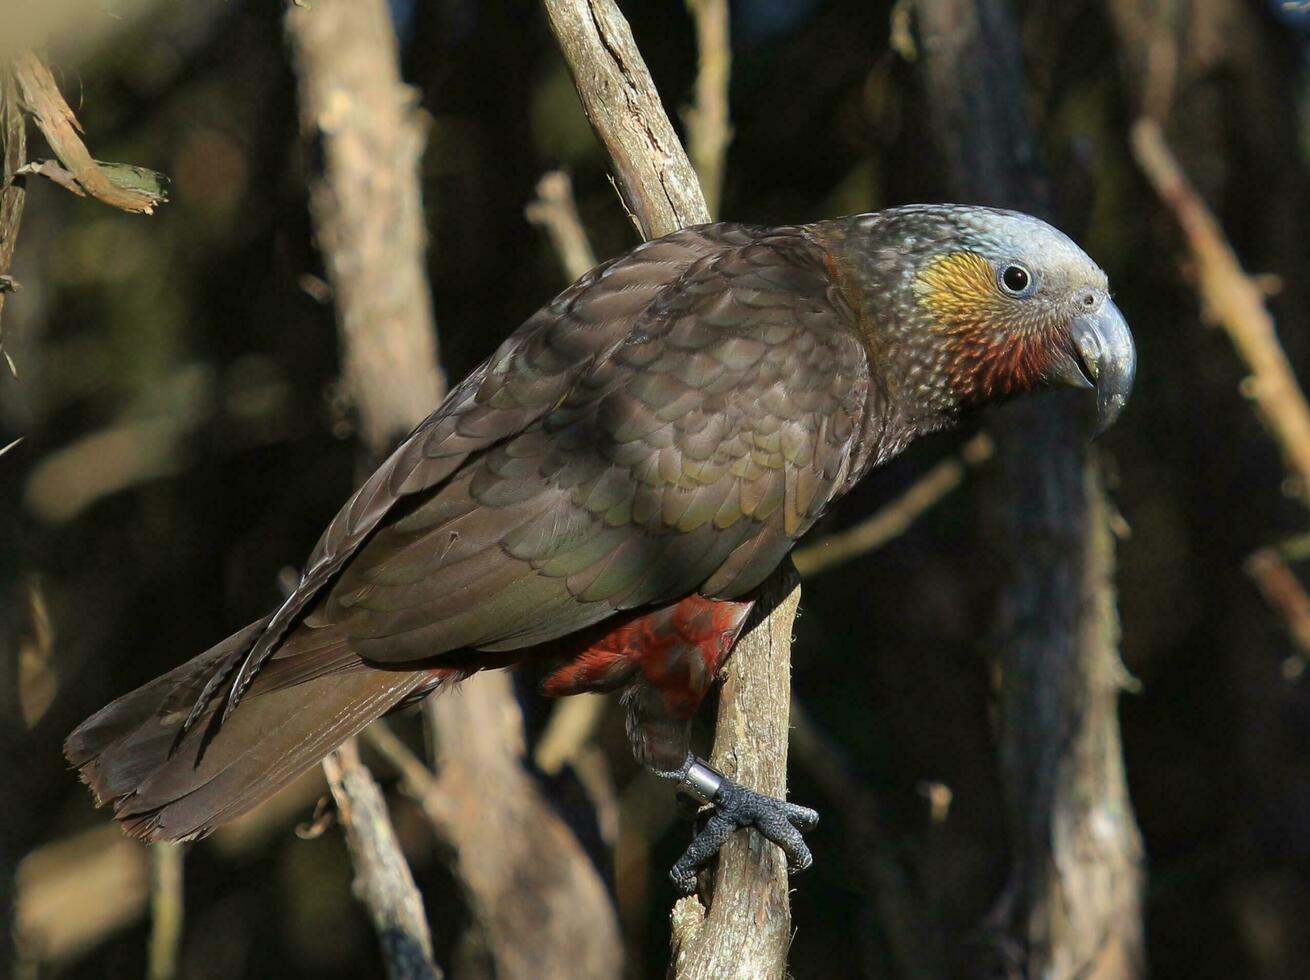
[11,52,165,214]
[1132,117,1310,503]
[525,170,597,282]
[682,0,733,218]
[541,0,710,239]
[793,431,994,577]
[1245,548,1310,660]
[146,843,184,980]
[1,67,28,370]
[323,742,440,980]
[540,2,799,974]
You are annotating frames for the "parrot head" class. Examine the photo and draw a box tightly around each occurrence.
[835,205,1136,435]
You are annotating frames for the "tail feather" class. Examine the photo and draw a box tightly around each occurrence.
[65,619,426,842]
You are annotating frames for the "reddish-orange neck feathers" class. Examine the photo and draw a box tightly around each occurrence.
[913,250,1066,405]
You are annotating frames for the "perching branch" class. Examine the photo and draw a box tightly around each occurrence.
[541,0,711,237]
[541,2,799,974]
[323,742,440,980]
[668,572,800,980]
[1132,118,1310,504]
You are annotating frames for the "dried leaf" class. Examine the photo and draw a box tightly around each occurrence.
[13,53,167,214]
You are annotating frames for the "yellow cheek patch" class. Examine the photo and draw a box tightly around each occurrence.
[913,251,1005,327]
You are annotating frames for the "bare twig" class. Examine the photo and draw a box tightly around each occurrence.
[540,0,711,237]
[1,66,27,364]
[11,53,165,214]
[669,572,800,980]
[323,741,441,980]
[541,3,802,975]
[1132,117,1310,503]
[1245,548,1310,660]
[682,0,733,218]
[525,170,597,282]
[146,843,184,980]
[793,432,994,578]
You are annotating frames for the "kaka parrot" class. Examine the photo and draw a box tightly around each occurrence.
[65,205,1135,890]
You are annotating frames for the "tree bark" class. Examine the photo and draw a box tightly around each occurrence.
[668,573,800,980]
[912,2,1146,977]
[541,0,711,238]
[286,0,444,452]
[540,3,800,976]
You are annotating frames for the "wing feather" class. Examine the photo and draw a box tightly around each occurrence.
[223,224,883,697]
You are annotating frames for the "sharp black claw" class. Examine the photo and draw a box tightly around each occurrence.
[662,759,819,890]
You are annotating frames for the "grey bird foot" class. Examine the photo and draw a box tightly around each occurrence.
[658,754,819,894]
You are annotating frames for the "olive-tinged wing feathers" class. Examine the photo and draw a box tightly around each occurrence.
[307,228,875,663]
[213,230,741,715]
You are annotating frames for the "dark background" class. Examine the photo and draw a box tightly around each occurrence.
[5,0,1310,977]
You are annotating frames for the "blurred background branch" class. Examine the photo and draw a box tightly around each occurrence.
[681,0,732,219]
[284,0,445,970]
[1132,118,1310,504]
[146,843,185,980]
[286,0,619,975]
[912,1,1144,976]
[9,0,1310,976]
[524,169,597,281]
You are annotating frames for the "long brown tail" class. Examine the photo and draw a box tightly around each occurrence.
[64,619,427,842]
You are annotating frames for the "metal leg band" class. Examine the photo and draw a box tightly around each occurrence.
[679,756,725,806]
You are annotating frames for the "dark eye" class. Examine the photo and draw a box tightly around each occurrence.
[1000,264,1032,295]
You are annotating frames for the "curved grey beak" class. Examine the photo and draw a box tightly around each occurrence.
[1051,299,1136,434]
